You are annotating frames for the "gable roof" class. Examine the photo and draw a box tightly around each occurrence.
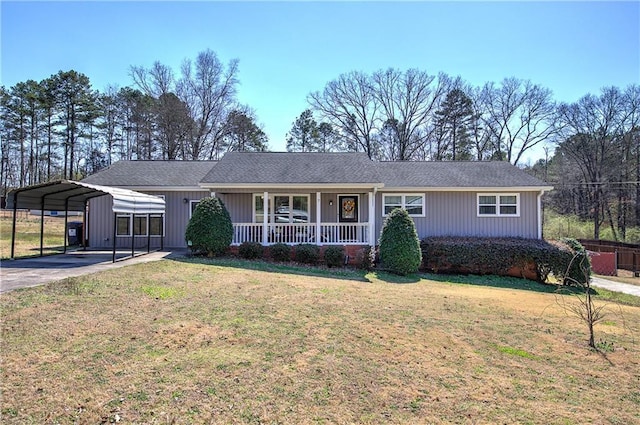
[377,161,550,190]
[81,160,217,189]
[200,152,383,188]
[80,154,551,192]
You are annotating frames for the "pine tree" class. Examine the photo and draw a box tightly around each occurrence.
[434,88,474,160]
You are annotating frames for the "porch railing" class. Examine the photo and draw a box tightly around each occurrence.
[232,223,370,245]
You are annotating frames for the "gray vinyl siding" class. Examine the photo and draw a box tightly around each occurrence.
[88,191,211,249]
[375,191,540,240]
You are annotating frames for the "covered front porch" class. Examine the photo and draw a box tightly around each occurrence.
[217,191,377,246]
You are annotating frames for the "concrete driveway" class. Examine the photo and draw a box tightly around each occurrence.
[591,276,640,297]
[1,250,181,293]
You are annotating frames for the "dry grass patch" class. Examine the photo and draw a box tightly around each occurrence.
[599,270,640,287]
[1,259,639,424]
[1,211,68,259]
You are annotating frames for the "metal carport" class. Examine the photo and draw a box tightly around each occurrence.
[6,180,166,262]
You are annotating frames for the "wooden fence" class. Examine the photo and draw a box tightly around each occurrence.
[578,239,640,276]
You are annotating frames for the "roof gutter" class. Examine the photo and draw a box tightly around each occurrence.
[380,185,554,192]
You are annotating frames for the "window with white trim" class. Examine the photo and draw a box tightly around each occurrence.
[189,200,201,218]
[253,194,310,223]
[116,195,165,236]
[382,194,425,217]
[477,194,519,217]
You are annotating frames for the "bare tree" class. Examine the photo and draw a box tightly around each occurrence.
[372,69,447,160]
[308,71,380,159]
[481,78,557,165]
[130,61,175,99]
[131,49,240,160]
[555,87,628,238]
[178,50,239,159]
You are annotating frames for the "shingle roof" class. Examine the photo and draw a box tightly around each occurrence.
[200,152,382,185]
[377,161,548,188]
[81,160,217,187]
[81,155,550,190]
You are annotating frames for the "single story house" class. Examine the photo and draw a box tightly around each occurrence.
[80,152,553,250]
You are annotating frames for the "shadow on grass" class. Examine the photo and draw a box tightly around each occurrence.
[170,255,372,283]
[422,272,586,295]
[372,270,422,284]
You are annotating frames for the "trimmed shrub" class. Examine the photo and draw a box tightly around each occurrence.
[238,241,263,260]
[295,244,320,264]
[553,237,591,284]
[185,197,233,257]
[323,245,345,268]
[420,236,592,285]
[379,208,422,275]
[270,243,291,262]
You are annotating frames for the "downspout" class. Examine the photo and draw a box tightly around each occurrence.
[370,186,378,246]
[537,190,544,240]
[112,212,117,263]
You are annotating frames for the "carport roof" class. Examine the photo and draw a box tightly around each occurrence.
[6,180,165,214]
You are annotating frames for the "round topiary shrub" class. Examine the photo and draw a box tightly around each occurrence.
[379,208,422,275]
[269,243,291,262]
[238,241,263,260]
[323,245,345,268]
[185,197,233,257]
[295,244,320,264]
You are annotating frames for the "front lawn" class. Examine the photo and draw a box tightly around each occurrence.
[1,258,639,424]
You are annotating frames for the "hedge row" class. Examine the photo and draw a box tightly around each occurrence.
[420,237,591,285]
[237,242,374,269]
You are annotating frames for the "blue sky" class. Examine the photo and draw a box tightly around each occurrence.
[2,1,639,159]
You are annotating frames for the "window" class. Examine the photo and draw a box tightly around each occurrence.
[382,194,425,217]
[116,215,131,236]
[253,194,310,223]
[116,195,165,236]
[189,200,201,218]
[477,193,519,217]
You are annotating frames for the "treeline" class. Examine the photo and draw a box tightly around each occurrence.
[0,49,267,194]
[527,85,640,241]
[293,71,558,165]
[2,48,639,242]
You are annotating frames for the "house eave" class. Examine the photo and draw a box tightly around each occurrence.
[381,185,554,192]
[200,183,385,190]
[101,186,207,192]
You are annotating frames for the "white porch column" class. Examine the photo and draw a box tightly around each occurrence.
[316,192,322,245]
[262,191,269,245]
[368,191,375,245]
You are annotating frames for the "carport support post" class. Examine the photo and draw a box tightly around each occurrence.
[160,213,164,250]
[112,213,117,263]
[40,196,45,257]
[82,199,88,250]
[147,214,151,253]
[10,192,18,259]
[131,218,135,258]
[63,198,69,253]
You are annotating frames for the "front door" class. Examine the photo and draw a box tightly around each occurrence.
[338,195,358,223]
